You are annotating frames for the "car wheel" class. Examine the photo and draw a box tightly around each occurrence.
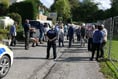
[0,55,10,78]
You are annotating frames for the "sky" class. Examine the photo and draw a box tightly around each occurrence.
[92,0,111,10]
[40,0,111,10]
[40,0,54,8]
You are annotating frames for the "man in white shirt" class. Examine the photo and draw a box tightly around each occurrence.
[100,24,107,58]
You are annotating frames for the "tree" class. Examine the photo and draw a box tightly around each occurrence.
[0,0,9,16]
[9,0,39,23]
[110,0,118,17]
[68,0,79,21]
[0,0,9,8]
[51,0,71,22]
[7,12,22,25]
[77,1,99,22]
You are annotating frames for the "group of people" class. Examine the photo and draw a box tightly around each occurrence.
[86,24,107,61]
[9,19,107,61]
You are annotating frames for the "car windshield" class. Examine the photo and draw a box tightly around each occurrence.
[29,20,40,29]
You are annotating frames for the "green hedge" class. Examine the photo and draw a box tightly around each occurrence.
[0,29,9,41]
[16,29,25,41]
[8,0,38,23]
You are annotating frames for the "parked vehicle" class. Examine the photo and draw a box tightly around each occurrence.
[0,43,13,78]
[0,16,14,29]
[29,20,40,29]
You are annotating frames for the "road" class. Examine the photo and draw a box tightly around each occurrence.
[3,41,104,79]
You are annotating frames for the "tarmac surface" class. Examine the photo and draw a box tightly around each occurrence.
[3,40,104,79]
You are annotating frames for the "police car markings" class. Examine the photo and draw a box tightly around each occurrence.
[0,48,6,55]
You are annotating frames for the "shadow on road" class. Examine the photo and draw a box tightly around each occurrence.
[61,48,88,53]
[56,57,90,62]
[14,57,46,60]
[55,46,91,62]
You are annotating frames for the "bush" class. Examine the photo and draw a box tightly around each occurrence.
[0,29,8,34]
[8,0,39,23]
[0,0,9,16]
[16,28,24,41]
[0,29,9,40]
[7,12,22,25]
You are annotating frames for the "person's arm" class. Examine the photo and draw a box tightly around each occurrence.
[47,36,57,42]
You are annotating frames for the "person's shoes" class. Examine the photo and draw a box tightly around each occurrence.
[53,57,56,59]
[32,43,35,47]
[46,57,49,59]
[40,42,43,44]
[36,43,39,46]
[25,48,29,50]
[90,58,93,61]
[95,58,99,61]
[10,44,13,46]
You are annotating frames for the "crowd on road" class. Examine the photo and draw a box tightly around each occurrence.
[9,19,107,61]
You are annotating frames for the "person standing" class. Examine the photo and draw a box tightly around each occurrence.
[39,23,44,44]
[68,24,74,48]
[76,26,81,42]
[100,24,107,58]
[23,19,31,50]
[46,26,57,59]
[86,25,95,51]
[58,24,64,47]
[9,22,17,46]
[90,25,104,61]
[80,23,86,47]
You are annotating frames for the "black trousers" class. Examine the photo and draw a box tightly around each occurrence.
[91,43,101,60]
[47,41,56,59]
[59,38,64,47]
[10,36,16,46]
[68,36,73,48]
[88,38,93,51]
[25,31,30,49]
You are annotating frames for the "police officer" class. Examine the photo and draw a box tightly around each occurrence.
[46,26,57,59]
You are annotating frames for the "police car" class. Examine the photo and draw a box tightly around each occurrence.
[0,43,13,78]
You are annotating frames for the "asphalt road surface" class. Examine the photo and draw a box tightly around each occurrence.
[3,41,104,79]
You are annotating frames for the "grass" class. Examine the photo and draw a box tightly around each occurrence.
[100,40,118,79]
[111,41,118,59]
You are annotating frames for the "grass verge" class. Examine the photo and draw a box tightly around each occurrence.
[99,40,118,79]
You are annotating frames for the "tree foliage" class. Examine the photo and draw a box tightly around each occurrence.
[51,0,71,22]
[110,0,118,17]
[77,1,99,22]
[51,0,114,22]
[0,0,9,16]
[68,0,79,21]
[8,0,39,23]
[0,0,9,8]
[7,12,22,25]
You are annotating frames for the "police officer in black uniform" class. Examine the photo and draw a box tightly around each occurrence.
[46,26,57,59]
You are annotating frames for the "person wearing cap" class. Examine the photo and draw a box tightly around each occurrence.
[46,25,58,59]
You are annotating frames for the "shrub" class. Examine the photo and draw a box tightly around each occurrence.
[8,0,39,23]
[0,29,9,39]
[7,12,22,25]
[16,28,24,41]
